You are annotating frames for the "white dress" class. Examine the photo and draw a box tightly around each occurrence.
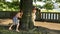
[32,13,36,25]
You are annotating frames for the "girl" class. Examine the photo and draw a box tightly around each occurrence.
[9,10,23,32]
[32,6,36,25]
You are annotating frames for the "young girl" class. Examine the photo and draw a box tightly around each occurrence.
[9,10,23,32]
[32,6,36,25]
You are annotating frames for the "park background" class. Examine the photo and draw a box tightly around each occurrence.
[0,0,60,34]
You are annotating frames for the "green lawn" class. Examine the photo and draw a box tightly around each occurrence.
[0,25,60,34]
[0,26,42,34]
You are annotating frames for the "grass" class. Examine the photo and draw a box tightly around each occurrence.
[0,25,60,34]
[0,26,42,34]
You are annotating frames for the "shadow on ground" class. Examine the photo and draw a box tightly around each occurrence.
[0,25,60,34]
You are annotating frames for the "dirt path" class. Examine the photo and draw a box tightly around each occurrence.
[35,21,60,30]
[0,19,12,25]
[0,19,60,30]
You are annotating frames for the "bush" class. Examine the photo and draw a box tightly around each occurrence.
[0,1,20,11]
[44,2,54,10]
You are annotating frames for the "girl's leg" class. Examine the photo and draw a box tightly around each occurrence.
[33,20,35,25]
[16,23,20,32]
[32,18,35,25]
[9,24,14,30]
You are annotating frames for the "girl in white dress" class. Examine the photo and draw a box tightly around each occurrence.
[32,6,36,25]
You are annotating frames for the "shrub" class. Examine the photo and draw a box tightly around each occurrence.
[44,2,54,10]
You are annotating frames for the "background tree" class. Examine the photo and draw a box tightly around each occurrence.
[44,2,54,12]
[0,0,20,11]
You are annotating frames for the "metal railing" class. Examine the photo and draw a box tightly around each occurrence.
[0,11,18,19]
[40,12,60,22]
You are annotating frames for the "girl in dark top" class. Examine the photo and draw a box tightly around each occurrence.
[9,10,23,32]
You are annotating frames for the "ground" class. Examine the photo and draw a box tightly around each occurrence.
[0,19,60,34]
[0,19,60,30]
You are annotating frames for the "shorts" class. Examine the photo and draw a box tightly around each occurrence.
[13,17,20,25]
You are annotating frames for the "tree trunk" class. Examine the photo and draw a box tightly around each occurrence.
[20,0,34,30]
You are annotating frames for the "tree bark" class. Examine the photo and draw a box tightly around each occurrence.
[20,0,34,30]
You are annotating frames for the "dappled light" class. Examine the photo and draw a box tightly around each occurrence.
[0,0,60,34]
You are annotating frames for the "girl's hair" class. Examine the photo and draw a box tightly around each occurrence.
[32,6,36,10]
[20,10,23,13]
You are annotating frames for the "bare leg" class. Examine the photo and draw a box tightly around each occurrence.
[33,20,35,25]
[32,18,35,25]
[16,23,20,32]
[9,24,14,30]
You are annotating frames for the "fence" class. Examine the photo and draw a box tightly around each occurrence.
[0,11,18,19]
[0,11,60,23]
[40,12,60,23]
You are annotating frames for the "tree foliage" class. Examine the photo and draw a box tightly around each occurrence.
[0,0,20,11]
[44,2,54,10]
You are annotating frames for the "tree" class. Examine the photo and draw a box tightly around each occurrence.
[44,2,53,12]
[0,0,20,11]
[56,0,60,2]
[20,0,34,30]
